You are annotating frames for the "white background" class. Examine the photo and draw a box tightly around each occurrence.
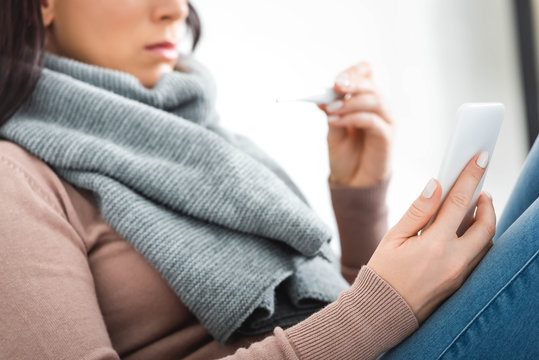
[189,0,530,254]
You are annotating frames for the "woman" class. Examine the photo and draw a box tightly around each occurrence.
[0,1,536,359]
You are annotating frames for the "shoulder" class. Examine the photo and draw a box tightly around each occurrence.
[0,140,116,254]
[0,140,54,175]
[0,140,68,217]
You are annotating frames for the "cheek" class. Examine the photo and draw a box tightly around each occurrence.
[53,0,148,66]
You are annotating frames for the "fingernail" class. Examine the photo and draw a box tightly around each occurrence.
[336,72,351,88]
[326,100,343,112]
[484,191,492,200]
[476,151,489,168]
[421,178,437,199]
[328,115,340,122]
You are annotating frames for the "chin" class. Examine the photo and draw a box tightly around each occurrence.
[138,63,175,88]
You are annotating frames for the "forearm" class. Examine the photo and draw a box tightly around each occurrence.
[222,266,418,360]
[329,176,389,283]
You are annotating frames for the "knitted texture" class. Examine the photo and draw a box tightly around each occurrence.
[1,53,349,343]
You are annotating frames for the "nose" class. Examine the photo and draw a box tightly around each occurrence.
[151,0,189,23]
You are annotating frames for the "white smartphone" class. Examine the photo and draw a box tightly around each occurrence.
[422,103,504,236]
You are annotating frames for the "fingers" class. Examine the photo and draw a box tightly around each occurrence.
[327,112,392,138]
[322,61,394,126]
[322,62,394,142]
[389,178,442,240]
[322,93,393,125]
[324,92,380,115]
[464,237,494,278]
[430,152,489,237]
[460,192,496,257]
[446,193,495,291]
[334,62,373,94]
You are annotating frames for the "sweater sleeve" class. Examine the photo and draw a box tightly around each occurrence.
[222,265,419,360]
[0,155,120,360]
[328,176,389,283]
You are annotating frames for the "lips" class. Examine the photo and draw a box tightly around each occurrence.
[145,41,178,61]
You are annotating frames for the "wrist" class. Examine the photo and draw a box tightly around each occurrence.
[328,174,391,201]
[328,174,390,220]
[329,172,391,188]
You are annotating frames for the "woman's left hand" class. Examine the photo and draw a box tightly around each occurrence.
[319,62,394,187]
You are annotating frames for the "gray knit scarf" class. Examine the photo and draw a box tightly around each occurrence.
[1,52,349,343]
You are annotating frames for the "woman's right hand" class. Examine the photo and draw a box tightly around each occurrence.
[367,152,496,324]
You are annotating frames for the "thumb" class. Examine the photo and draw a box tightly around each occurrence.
[389,178,442,239]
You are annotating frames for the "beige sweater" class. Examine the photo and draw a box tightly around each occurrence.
[0,140,418,360]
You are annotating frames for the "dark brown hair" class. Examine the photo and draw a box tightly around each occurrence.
[0,1,202,126]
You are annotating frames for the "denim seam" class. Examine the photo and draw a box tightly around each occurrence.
[436,249,539,359]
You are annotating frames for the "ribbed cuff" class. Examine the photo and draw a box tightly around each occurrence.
[284,265,419,360]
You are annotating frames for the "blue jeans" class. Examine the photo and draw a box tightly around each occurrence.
[380,136,539,360]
